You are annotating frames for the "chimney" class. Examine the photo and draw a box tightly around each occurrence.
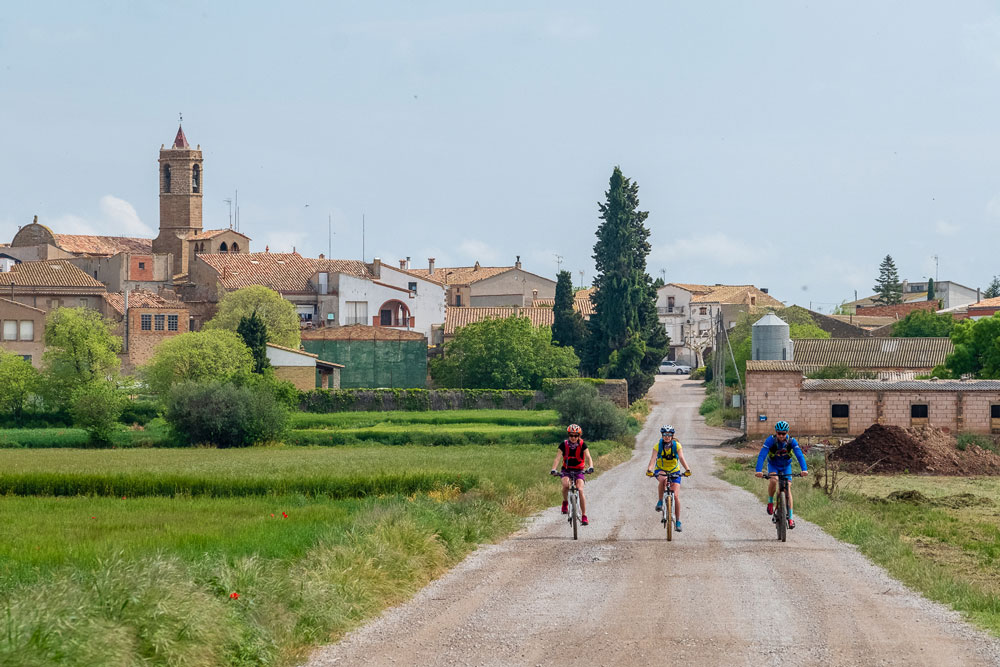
[373,257,381,278]
[761,288,768,294]
[515,255,522,270]
[474,261,481,270]
[399,259,407,269]
[319,253,325,259]
[406,256,411,270]
[532,289,538,299]
[428,258,435,275]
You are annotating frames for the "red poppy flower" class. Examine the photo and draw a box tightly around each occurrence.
[282,512,288,518]
[229,592,239,600]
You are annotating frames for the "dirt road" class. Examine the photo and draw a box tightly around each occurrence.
[306,375,1000,667]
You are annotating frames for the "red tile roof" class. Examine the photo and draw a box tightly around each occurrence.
[301,324,426,341]
[198,252,373,293]
[52,234,153,256]
[444,306,555,335]
[103,290,187,316]
[969,296,1000,309]
[173,125,189,149]
[409,264,514,286]
[9,260,105,288]
[188,229,250,241]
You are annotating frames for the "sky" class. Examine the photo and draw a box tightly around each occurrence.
[3,2,1000,312]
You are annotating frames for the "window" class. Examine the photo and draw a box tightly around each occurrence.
[2,321,15,341]
[138,262,145,270]
[911,404,928,418]
[48,298,61,309]
[455,294,462,307]
[19,320,33,341]
[344,301,368,325]
[832,404,850,418]
[296,305,315,321]
[163,164,171,193]
[699,307,707,315]
[408,281,417,293]
[667,296,675,312]
[832,404,849,434]
[380,309,393,326]
[219,242,228,253]
[21,355,31,363]
[192,164,200,193]
[167,315,178,331]
[230,242,239,253]
[141,314,152,331]
[154,314,165,331]
[993,405,1000,419]
[79,298,88,308]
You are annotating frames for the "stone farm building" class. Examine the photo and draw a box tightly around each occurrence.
[746,361,1000,437]
[301,325,427,389]
[409,258,556,307]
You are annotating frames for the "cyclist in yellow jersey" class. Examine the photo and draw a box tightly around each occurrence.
[645,425,692,531]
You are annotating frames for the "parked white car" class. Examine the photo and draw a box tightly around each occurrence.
[659,360,692,375]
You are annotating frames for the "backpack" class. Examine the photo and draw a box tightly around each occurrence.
[768,436,794,460]
[657,438,678,462]
[562,439,586,470]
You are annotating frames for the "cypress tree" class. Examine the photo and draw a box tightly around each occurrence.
[926,277,935,300]
[872,255,903,305]
[237,310,271,374]
[584,167,668,401]
[984,276,1000,299]
[552,270,587,350]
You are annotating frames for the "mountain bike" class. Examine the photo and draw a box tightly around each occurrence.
[647,470,691,541]
[552,468,593,540]
[766,472,805,542]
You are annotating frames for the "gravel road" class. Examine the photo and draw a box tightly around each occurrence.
[306,375,1000,667]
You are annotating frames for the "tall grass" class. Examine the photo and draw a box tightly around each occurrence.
[288,424,563,446]
[289,409,559,429]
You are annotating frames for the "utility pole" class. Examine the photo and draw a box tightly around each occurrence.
[660,268,666,284]
[932,254,939,282]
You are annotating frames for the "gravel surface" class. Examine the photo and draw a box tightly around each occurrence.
[305,375,1000,667]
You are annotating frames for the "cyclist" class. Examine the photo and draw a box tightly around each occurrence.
[754,420,808,528]
[551,424,595,526]
[645,425,692,532]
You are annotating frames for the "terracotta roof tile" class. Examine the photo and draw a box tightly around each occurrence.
[409,264,514,286]
[792,337,953,369]
[52,234,153,256]
[103,290,187,316]
[198,253,373,292]
[970,296,1000,308]
[9,260,105,288]
[188,229,249,241]
[531,291,594,317]
[301,324,426,341]
[668,283,715,294]
[444,306,554,335]
[690,285,784,307]
[746,360,803,372]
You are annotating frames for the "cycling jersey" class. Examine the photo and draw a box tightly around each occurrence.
[755,435,807,473]
[652,438,683,474]
[558,439,588,470]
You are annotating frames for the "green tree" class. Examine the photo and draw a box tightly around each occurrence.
[891,310,955,337]
[944,313,1000,378]
[42,308,122,406]
[872,255,903,305]
[430,315,579,389]
[926,277,935,300]
[70,380,124,445]
[236,310,271,374]
[984,276,1000,299]
[142,330,255,397]
[551,270,588,351]
[0,350,40,425]
[583,166,668,401]
[204,285,300,348]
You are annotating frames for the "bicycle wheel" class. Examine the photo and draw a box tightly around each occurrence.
[775,493,786,542]
[571,494,579,540]
[666,494,673,541]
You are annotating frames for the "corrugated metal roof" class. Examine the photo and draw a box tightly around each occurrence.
[803,378,1000,392]
[792,337,952,369]
[444,306,554,334]
[746,360,802,372]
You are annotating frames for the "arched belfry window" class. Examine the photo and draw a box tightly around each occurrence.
[230,242,240,253]
[192,164,200,193]
[163,164,171,193]
[219,241,228,253]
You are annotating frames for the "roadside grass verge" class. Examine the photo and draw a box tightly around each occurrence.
[717,456,1000,636]
[289,409,560,429]
[287,424,563,446]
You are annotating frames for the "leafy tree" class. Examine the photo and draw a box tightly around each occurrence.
[891,310,955,338]
[926,278,935,300]
[551,383,628,440]
[205,285,300,348]
[237,310,271,374]
[583,167,668,401]
[984,276,1000,299]
[70,380,124,445]
[165,381,289,447]
[944,313,1000,378]
[551,270,588,351]
[142,330,254,397]
[872,255,903,305]
[0,350,40,425]
[42,308,122,406]
[430,315,579,389]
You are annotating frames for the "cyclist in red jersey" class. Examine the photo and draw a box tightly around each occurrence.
[551,424,595,525]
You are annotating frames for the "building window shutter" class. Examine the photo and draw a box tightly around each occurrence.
[19,320,33,341]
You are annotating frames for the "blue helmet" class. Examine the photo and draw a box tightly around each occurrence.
[775,421,789,433]
[660,425,675,435]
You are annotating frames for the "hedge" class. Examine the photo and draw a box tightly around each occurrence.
[287,426,564,446]
[299,388,547,413]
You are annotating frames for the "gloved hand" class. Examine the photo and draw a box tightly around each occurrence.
[550,469,559,476]
[646,469,654,477]
[586,467,594,474]
[683,470,692,477]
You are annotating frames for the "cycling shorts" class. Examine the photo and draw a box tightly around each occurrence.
[767,462,793,476]
[654,470,682,485]
[560,469,586,482]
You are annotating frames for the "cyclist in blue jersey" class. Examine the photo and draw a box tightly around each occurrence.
[754,420,808,528]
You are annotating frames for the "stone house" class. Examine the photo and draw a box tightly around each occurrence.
[265,343,342,390]
[5,259,107,312]
[69,252,173,293]
[746,361,1000,436]
[102,291,190,369]
[408,257,556,307]
[0,297,46,367]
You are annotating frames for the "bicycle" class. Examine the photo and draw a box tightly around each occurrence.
[647,470,691,541]
[552,468,593,540]
[765,471,805,542]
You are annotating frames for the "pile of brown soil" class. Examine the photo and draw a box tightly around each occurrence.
[830,424,1000,475]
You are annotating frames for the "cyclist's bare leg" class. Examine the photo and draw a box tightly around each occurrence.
[657,474,667,502]
[561,475,570,502]
[767,477,777,499]
[787,482,794,515]
[671,481,681,520]
[576,478,587,515]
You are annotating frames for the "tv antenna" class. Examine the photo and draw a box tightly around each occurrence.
[224,198,233,229]
[578,270,584,290]
[932,254,939,282]
[554,254,563,273]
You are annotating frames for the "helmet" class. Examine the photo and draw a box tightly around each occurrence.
[775,420,789,433]
[567,424,582,437]
[660,425,675,434]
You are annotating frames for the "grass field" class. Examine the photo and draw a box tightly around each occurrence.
[718,456,1000,636]
[0,407,634,666]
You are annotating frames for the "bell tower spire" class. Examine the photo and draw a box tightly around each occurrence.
[153,118,203,275]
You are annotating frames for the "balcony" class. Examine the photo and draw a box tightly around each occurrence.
[657,305,685,316]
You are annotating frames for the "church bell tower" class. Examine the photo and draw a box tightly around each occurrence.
[153,124,203,275]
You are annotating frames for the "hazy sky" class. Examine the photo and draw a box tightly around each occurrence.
[3,2,1000,312]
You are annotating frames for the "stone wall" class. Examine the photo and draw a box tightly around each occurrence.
[274,365,316,390]
[125,306,189,368]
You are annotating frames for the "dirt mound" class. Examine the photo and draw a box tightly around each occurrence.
[831,424,1000,475]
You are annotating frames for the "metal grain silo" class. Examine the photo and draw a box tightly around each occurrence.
[751,313,791,361]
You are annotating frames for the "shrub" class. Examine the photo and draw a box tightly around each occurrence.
[70,381,124,446]
[119,399,160,425]
[550,383,628,440]
[956,432,997,454]
[699,394,721,415]
[689,367,706,381]
[165,382,289,447]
